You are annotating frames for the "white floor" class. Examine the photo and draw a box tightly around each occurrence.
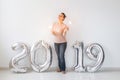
[0,68,120,80]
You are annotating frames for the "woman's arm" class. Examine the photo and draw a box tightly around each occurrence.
[51,23,57,36]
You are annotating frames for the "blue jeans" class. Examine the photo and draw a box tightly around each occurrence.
[54,42,67,71]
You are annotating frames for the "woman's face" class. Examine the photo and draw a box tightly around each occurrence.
[58,14,65,21]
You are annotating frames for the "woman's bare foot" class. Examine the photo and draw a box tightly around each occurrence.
[62,71,66,74]
[56,69,61,72]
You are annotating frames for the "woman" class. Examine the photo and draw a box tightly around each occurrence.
[51,12,69,74]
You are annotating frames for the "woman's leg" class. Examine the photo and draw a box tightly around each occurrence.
[54,43,61,71]
[59,42,67,71]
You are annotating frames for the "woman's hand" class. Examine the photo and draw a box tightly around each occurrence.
[63,27,69,36]
[51,23,57,36]
[51,29,57,36]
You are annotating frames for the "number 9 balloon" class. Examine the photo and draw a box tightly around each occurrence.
[85,43,105,72]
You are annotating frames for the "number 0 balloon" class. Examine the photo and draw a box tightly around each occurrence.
[30,40,52,72]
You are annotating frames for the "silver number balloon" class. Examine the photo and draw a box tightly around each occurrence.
[85,43,105,72]
[31,40,52,72]
[9,42,29,73]
[73,41,105,72]
[72,41,85,72]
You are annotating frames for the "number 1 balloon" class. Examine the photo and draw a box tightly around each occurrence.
[9,42,30,73]
[72,41,85,72]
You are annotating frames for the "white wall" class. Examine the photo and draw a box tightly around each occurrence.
[0,0,120,68]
